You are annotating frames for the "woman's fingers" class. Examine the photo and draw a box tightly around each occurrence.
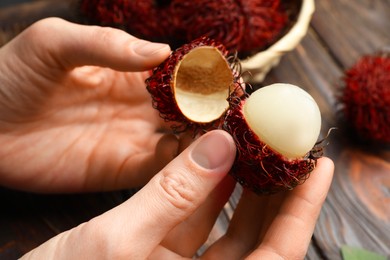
[201,189,270,259]
[248,157,334,260]
[22,130,236,259]
[114,130,236,257]
[11,18,171,72]
[84,133,181,191]
[202,157,334,260]
[159,174,236,257]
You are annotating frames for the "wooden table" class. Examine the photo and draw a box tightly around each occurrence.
[1,1,389,259]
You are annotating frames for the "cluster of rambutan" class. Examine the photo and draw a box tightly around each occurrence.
[79,0,289,57]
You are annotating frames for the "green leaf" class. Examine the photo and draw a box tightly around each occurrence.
[341,245,387,260]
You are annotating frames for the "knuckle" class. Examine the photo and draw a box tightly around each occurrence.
[19,18,66,61]
[74,220,111,257]
[159,169,199,212]
[25,18,63,39]
[92,27,121,47]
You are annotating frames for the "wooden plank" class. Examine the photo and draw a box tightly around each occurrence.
[0,0,79,46]
[311,0,390,68]
[314,149,390,259]
[295,1,390,259]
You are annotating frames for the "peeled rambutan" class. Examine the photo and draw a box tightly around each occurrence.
[145,37,242,132]
[341,53,390,145]
[224,83,322,195]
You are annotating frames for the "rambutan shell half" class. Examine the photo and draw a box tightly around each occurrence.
[146,37,241,132]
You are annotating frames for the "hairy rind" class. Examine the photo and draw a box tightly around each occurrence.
[79,0,290,57]
[341,53,390,144]
[223,99,319,195]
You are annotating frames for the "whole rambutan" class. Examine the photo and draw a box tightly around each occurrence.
[79,0,171,42]
[236,0,289,55]
[341,53,390,145]
[169,0,245,53]
[79,0,127,25]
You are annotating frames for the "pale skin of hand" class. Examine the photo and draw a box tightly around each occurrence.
[0,18,178,192]
[1,18,335,259]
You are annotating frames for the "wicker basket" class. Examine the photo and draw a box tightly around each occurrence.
[241,0,315,83]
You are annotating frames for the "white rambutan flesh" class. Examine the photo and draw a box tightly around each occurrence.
[244,83,321,159]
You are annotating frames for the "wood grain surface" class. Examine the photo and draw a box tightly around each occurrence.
[0,0,389,259]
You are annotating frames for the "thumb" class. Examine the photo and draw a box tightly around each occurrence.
[98,130,237,258]
[13,17,171,72]
[23,130,236,259]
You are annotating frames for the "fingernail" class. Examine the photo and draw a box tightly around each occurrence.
[132,40,170,56]
[191,131,235,170]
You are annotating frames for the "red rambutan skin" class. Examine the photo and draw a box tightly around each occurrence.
[223,98,317,195]
[145,36,239,133]
[169,0,288,56]
[169,0,245,53]
[80,0,126,25]
[79,0,171,42]
[238,0,288,55]
[80,0,289,57]
[342,54,390,144]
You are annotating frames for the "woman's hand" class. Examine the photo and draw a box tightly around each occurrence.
[0,18,177,192]
[21,130,333,259]
[202,157,334,260]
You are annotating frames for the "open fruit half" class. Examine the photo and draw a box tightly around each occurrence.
[146,37,242,132]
